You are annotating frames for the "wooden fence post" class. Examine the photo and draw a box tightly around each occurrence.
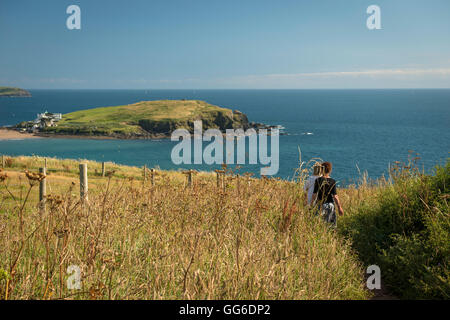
[187,170,193,187]
[151,169,155,186]
[44,158,47,169]
[215,169,226,190]
[39,167,46,210]
[182,170,195,188]
[79,163,88,203]
[102,162,106,177]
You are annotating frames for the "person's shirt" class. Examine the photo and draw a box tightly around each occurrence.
[304,175,319,205]
[313,176,337,204]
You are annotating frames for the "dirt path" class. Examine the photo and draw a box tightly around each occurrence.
[368,277,398,300]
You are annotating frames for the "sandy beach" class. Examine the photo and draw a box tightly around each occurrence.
[0,128,169,141]
[0,129,117,141]
[0,129,40,140]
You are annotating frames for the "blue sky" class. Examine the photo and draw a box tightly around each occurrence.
[1,0,450,89]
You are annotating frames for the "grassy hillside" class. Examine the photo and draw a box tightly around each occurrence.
[0,87,31,97]
[0,155,447,300]
[0,156,369,300]
[42,100,251,138]
[339,157,449,299]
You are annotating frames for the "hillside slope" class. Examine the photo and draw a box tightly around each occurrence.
[340,159,449,299]
[42,100,253,138]
[0,156,370,300]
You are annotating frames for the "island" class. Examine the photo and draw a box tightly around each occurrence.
[15,100,272,139]
[0,86,31,97]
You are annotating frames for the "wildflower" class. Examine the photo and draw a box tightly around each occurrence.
[47,194,64,206]
[24,169,46,186]
[25,170,46,182]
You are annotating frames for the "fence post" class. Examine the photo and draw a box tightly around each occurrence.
[187,170,193,187]
[151,168,155,186]
[44,158,47,169]
[215,169,225,190]
[216,172,220,188]
[39,167,46,211]
[102,162,106,177]
[79,163,88,203]
[182,170,194,188]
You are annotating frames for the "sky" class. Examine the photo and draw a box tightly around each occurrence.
[1,0,450,89]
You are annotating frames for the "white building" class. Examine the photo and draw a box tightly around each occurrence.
[37,111,62,121]
[33,111,63,130]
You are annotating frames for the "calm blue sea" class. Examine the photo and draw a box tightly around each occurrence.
[0,89,449,185]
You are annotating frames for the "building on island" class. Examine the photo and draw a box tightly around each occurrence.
[37,111,62,122]
[24,111,63,132]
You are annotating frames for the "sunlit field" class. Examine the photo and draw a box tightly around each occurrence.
[0,155,448,300]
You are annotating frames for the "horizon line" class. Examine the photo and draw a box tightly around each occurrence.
[21,87,450,91]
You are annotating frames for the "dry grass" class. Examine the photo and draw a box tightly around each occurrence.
[0,156,370,300]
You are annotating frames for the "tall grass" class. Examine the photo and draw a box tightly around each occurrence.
[0,156,369,300]
[339,155,449,299]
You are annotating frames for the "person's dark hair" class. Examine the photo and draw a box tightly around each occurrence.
[322,162,332,174]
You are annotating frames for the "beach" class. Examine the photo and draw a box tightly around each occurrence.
[0,128,169,141]
[0,128,39,140]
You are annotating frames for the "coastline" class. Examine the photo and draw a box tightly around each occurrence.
[0,129,40,140]
[35,132,170,140]
[0,128,169,141]
[0,94,32,97]
[1,123,282,141]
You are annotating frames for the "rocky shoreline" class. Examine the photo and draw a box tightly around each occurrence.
[2,123,284,141]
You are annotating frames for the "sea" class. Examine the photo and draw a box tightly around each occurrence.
[0,89,449,185]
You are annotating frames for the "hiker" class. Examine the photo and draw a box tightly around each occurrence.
[311,161,344,227]
[304,163,322,206]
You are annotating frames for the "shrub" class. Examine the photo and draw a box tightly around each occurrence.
[340,159,449,299]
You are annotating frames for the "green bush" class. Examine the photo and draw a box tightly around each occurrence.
[340,160,449,299]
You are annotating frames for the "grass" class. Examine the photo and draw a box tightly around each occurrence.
[339,155,449,299]
[42,100,250,137]
[0,156,370,300]
[1,154,447,300]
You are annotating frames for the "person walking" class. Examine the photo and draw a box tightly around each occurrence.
[311,162,344,227]
[304,163,322,206]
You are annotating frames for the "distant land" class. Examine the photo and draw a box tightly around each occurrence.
[0,86,31,97]
[15,100,270,139]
